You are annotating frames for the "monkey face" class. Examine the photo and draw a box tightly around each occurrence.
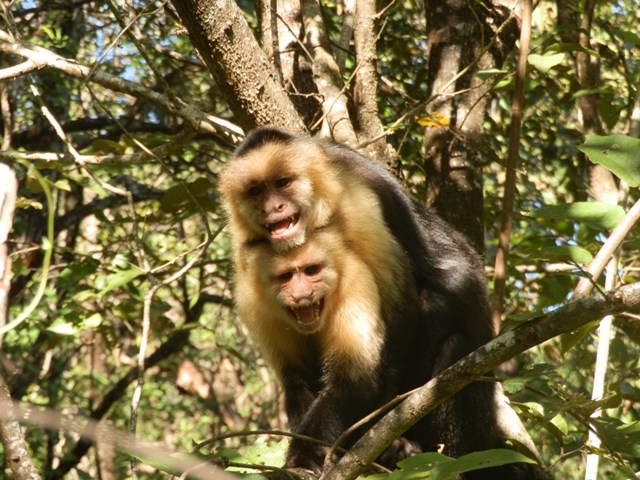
[219,140,342,251]
[269,246,338,334]
[242,175,312,250]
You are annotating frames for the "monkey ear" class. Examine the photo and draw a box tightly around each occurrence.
[235,128,296,158]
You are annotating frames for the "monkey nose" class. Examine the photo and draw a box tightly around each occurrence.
[292,295,314,308]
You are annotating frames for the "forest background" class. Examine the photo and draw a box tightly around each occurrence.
[0,0,639,479]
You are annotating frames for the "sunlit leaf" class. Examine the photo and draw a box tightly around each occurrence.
[101,267,143,295]
[48,318,78,335]
[550,414,569,435]
[578,134,640,186]
[539,245,593,264]
[547,42,599,56]
[528,52,565,73]
[529,202,625,230]
[417,112,450,128]
[432,449,536,479]
[83,312,103,328]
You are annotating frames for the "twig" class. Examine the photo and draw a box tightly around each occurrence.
[573,198,640,299]
[490,0,532,325]
[0,30,243,141]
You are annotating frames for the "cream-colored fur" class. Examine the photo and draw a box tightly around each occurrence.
[218,138,407,319]
[236,229,384,382]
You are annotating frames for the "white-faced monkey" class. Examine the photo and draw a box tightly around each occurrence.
[235,227,420,472]
[219,128,548,480]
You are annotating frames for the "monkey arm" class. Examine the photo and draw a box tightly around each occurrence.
[282,366,385,474]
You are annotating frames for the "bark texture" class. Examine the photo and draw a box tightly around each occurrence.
[171,0,306,134]
[422,0,518,250]
[555,0,619,204]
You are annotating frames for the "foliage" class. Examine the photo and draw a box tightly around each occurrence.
[0,0,639,479]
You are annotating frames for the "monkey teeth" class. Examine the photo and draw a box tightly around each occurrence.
[266,214,300,240]
[289,301,323,332]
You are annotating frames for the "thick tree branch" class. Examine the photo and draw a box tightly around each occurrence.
[0,165,40,480]
[352,0,398,165]
[301,0,357,144]
[170,0,306,134]
[0,30,242,141]
[0,375,41,480]
[323,281,640,480]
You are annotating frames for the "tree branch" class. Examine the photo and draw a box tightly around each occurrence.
[574,197,640,298]
[0,127,196,166]
[0,165,40,480]
[170,0,306,134]
[0,30,242,141]
[301,0,357,144]
[352,0,398,165]
[0,375,42,480]
[490,0,532,325]
[323,281,640,480]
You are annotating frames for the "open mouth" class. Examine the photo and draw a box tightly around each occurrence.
[266,214,300,241]
[288,299,324,332]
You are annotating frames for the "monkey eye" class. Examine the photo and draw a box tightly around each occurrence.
[277,271,294,282]
[304,265,322,276]
[275,177,292,189]
[247,185,262,197]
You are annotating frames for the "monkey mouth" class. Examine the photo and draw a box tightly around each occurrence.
[266,214,301,241]
[288,300,324,332]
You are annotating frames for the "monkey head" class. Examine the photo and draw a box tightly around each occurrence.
[219,129,343,251]
[268,236,339,334]
[247,231,339,334]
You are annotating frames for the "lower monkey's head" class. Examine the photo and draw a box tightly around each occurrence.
[219,128,343,251]
[262,232,340,334]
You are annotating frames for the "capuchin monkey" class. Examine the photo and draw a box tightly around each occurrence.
[234,228,421,473]
[219,128,548,479]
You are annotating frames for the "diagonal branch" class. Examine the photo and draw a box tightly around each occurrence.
[0,30,242,141]
[323,281,640,480]
[170,0,306,134]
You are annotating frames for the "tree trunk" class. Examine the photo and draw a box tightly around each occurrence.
[422,0,517,251]
[171,0,306,134]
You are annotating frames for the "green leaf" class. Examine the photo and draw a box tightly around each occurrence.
[100,266,143,295]
[529,202,625,230]
[84,138,128,155]
[578,134,640,186]
[388,452,451,479]
[550,414,569,435]
[58,258,100,290]
[528,52,565,73]
[538,245,593,264]
[83,312,103,328]
[389,450,536,479]
[560,320,600,353]
[432,449,536,478]
[48,318,79,335]
[547,42,599,56]
[613,27,640,47]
